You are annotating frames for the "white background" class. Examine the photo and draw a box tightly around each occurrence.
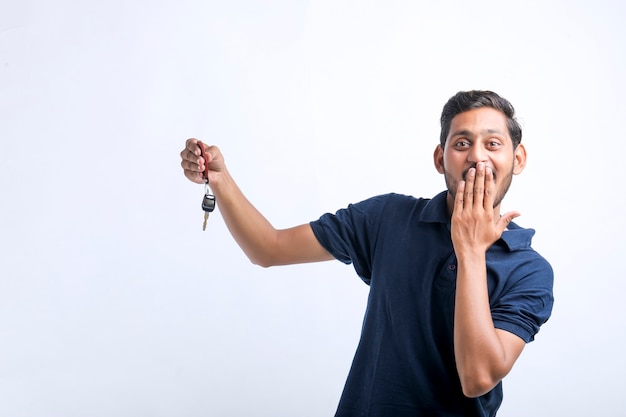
[1,1,625,416]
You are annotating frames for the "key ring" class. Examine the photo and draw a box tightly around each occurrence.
[198,140,216,231]
[197,140,216,213]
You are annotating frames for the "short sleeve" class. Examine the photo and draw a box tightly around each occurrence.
[309,194,392,284]
[491,256,554,343]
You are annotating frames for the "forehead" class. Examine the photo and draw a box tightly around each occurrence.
[448,107,509,137]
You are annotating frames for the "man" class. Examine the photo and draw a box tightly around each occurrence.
[180,90,554,416]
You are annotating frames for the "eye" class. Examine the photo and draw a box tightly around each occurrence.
[487,139,503,149]
[453,139,471,149]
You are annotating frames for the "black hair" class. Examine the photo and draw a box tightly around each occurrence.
[439,90,522,148]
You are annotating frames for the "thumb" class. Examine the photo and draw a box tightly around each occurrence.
[497,211,521,234]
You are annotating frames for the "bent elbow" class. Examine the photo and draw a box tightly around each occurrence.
[249,255,274,268]
[247,249,283,268]
[459,371,500,398]
[460,380,492,398]
[252,260,273,268]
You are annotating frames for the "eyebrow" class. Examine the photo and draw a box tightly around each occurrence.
[450,128,506,138]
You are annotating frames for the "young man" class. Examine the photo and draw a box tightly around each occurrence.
[180,90,554,416]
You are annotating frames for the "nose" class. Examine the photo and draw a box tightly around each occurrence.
[467,144,488,164]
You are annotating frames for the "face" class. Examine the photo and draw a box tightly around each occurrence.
[434,107,526,212]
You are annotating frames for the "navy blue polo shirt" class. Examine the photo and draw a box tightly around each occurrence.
[310,191,554,417]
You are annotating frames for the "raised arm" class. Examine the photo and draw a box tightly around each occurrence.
[180,139,333,267]
[450,162,525,398]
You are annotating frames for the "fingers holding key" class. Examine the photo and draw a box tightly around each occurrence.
[180,138,202,161]
[180,139,227,184]
[180,138,214,184]
[180,138,208,184]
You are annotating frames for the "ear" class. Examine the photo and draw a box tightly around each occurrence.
[434,145,445,174]
[513,143,527,175]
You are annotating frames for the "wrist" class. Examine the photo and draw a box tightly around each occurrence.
[455,247,486,264]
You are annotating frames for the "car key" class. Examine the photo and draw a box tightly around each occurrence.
[201,188,216,231]
[198,141,216,231]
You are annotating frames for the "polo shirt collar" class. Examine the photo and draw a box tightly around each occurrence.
[418,190,535,251]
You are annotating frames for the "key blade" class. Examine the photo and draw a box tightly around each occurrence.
[202,212,209,231]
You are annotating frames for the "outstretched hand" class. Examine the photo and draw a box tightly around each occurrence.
[451,162,519,255]
[179,138,225,185]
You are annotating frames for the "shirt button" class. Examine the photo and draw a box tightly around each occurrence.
[448,264,456,271]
